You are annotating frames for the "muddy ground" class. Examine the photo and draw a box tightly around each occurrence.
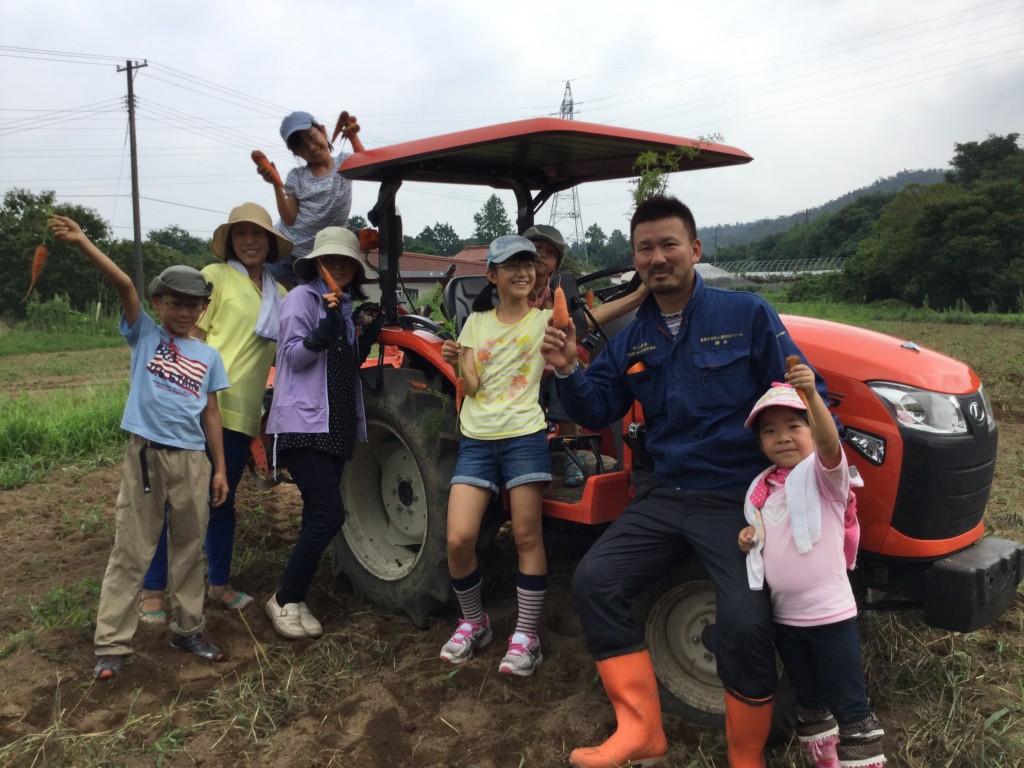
[1,394,1023,767]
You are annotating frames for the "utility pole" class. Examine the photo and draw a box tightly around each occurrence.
[117,60,148,299]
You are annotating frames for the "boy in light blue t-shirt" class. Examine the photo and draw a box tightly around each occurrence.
[48,215,230,680]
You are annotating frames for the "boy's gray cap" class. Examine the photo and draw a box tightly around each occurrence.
[148,265,213,298]
[280,111,318,142]
[486,235,538,268]
[522,224,566,263]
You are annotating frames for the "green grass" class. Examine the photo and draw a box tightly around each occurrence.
[0,330,124,357]
[0,385,128,488]
[1,578,101,660]
[765,292,1024,328]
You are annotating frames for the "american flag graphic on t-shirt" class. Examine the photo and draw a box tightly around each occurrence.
[145,339,207,397]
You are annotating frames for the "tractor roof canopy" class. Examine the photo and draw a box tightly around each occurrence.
[344,117,752,320]
[340,117,752,194]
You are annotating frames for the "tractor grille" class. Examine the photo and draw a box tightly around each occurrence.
[890,393,998,541]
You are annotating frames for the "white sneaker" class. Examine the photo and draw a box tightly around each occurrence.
[498,631,543,677]
[298,602,323,638]
[265,594,306,639]
[439,615,492,664]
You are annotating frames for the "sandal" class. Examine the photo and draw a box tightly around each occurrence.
[139,592,166,625]
[208,586,254,611]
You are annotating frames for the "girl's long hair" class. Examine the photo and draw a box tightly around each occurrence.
[471,281,499,313]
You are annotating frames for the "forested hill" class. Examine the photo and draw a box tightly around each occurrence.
[699,168,944,256]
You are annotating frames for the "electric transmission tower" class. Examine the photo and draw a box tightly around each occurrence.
[548,81,588,264]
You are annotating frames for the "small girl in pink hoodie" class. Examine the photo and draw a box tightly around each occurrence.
[739,364,885,768]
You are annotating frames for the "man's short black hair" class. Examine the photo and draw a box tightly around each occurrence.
[630,195,698,241]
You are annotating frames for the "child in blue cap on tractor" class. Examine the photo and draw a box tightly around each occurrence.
[739,364,885,768]
[257,110,365,284]
[48,215,231,680]
[438,235,553,677]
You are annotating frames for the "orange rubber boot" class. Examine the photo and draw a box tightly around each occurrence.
[569,650,668,767]
[724,690,773,768]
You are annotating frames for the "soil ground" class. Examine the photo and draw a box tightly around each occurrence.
[1,464,728,767]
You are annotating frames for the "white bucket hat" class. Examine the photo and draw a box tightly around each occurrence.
[292,227,366,282]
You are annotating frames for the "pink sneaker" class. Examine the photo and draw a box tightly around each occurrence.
[439,615,492,664]
[498,631,543,677]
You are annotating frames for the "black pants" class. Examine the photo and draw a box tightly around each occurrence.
[278,448,346,605]
[571,486,777,699]
[774,618,872,725]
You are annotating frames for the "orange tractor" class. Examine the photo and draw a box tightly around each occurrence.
[317,118,1020,727]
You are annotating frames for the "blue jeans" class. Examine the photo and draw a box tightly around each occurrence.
[143,428,252,590]
[450,429,552,493]
[571,486,777,700]
[276,448,346,605]
[774,619,872,725]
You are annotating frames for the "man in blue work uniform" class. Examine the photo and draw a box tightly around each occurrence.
[542,194,828,768]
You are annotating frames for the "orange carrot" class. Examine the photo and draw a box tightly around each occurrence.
[330,111,351,144]
[455,376,466,415]
[585,290,595,310]
[551,284,570,329]
[22,244,47,302]
[409,381,430,391]
[317,261,343,297]
[786,354,812,410]
[251,150,283,187]
[332,111,365,152]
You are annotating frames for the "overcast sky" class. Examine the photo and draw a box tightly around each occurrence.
[2,0,1022,249]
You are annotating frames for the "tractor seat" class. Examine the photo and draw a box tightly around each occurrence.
[443,275,491,334]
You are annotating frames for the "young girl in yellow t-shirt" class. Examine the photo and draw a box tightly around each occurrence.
[438,235,552,677]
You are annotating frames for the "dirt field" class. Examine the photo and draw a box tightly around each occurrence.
[1,336,1023,767]
[0,464,730,767]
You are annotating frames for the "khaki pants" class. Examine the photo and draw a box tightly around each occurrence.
[94,435,211,656]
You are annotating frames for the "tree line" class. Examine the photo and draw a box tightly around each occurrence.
[718,133,1024,313]
[4,133,1020,321]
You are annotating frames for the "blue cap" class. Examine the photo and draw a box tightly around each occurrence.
[280,111,318,143]
[486,235,538,268]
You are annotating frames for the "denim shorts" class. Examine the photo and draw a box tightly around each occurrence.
[450,429,552,493]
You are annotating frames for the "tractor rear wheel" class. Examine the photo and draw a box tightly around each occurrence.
[333,367,456,628]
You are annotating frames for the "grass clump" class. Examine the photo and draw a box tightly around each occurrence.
[0,386,127,488]
[1,577,101,660]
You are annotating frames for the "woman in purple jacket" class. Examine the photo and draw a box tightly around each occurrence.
[264,227,379,640]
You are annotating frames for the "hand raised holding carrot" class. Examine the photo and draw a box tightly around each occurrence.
[48,214,87,246]
[251,150,283,187]
[784,357,816,400]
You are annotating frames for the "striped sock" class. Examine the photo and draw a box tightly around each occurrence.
[452,570,484,625]
[513,572,548,636]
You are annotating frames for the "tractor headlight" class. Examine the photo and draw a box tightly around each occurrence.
[869,382,968,435]
[845,427,886,465]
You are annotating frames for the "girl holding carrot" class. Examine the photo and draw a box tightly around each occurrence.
[739,365,884,768]
[438,235,552,677]
[140,203,291,622]
[256,111,364,285]
[263,226,379,639]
